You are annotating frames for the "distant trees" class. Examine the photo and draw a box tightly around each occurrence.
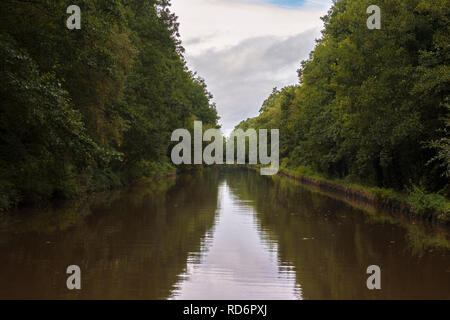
[236,0,449,195]
[0,0,218,210]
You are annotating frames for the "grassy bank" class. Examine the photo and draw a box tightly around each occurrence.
[275,166,450,224]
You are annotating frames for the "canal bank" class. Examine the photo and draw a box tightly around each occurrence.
[245,165,449,225]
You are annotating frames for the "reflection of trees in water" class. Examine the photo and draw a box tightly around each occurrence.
[225,168,450,299]
[0,170,221,299]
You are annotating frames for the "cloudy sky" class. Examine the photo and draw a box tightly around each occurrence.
[171,0,333,135]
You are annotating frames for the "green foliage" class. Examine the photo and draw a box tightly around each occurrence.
[128,160,175,180]
[429,105,450,179]
[407,185,450,217]
[0,0,218,211]
[235,0,449,199]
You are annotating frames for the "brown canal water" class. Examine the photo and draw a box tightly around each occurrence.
[0,168,449,299]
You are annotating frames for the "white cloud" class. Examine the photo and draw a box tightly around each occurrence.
[171,0,333,135]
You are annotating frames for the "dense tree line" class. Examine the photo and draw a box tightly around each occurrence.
[236,0,449,198]
[0,0,219,210]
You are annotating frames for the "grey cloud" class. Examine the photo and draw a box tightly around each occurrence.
[185,28,321,134]
[184,34,218,46]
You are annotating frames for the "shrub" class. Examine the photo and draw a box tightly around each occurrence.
[408,185,450,216]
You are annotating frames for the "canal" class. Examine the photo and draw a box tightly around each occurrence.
[0,168,448,299]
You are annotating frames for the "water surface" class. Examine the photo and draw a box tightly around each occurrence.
[0,169,448,299]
